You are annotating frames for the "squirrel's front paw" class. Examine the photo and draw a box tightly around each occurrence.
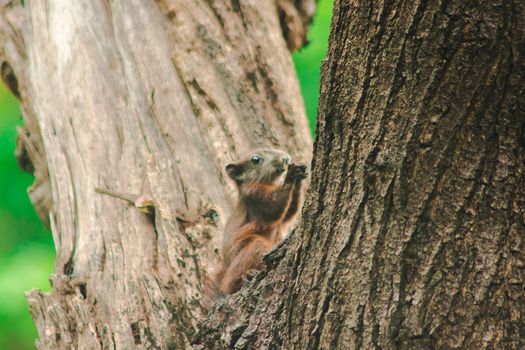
[287,163,308,182]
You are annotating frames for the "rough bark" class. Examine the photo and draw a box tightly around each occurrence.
[0,0,313,348]
[197,0,525,349]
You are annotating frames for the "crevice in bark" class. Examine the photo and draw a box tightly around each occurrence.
[1,60,19,97]
[15,126,34,174]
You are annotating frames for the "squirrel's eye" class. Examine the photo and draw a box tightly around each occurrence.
[251,155,262,164]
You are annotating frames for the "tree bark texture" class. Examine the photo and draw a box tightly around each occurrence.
[0,0,314,348]
[197,0,525,349]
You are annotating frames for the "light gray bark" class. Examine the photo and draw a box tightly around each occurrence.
[0,0,313,348]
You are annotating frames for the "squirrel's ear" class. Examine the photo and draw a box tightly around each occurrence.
[226,163,243,180]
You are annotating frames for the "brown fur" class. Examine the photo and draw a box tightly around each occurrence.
[212,148,307,295]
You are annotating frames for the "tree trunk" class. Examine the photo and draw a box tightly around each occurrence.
[196,0,525,349]
[0,0,314,348]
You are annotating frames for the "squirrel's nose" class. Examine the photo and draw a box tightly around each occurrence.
[282,156,291,164]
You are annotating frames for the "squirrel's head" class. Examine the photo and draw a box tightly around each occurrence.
[225,148,291,186]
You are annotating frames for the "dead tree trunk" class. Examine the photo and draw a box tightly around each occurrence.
[197,0,525,349]
[0,0,314,348]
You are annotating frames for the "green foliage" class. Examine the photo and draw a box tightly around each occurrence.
[293,0,334,133]
[0,1,332,348]
[0,85,54,350]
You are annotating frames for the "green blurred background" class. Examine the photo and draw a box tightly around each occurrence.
[0,1,332,348]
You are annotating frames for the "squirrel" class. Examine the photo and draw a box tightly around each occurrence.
[212,148,308,295]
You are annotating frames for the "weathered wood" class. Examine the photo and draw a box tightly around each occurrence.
[196,0,525,349]
[0,0,313,348]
